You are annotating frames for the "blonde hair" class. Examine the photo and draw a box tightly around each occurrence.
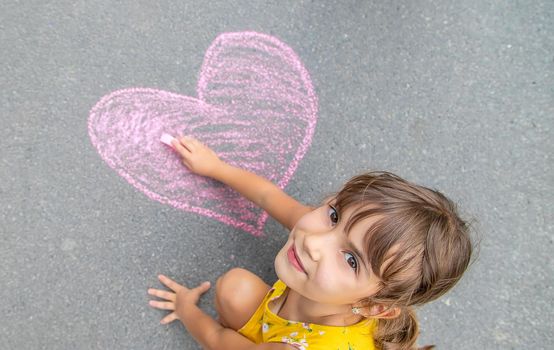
[333,172,473,350]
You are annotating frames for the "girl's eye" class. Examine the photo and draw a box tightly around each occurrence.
[328,205,339,225]
[344,252,358,271]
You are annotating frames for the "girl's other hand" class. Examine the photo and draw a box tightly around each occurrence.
[171,136,223,177]
[148,274,211,325]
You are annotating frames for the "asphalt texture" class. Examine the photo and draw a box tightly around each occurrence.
[1,1,552,349]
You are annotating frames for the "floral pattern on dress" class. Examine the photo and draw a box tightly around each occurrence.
[282,335,308,350]
[262,321,279,334]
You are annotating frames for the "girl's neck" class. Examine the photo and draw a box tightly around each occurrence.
[277,287,364,327]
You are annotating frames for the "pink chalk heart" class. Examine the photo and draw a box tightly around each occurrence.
[88,32,318,236]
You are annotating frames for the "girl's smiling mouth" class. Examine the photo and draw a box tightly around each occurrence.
[288,243,307,274]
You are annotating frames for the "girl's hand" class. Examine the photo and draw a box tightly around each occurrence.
[171,136,224,178]
[148,274,211,325]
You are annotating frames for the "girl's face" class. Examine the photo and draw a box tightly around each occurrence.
[274,202,382,305]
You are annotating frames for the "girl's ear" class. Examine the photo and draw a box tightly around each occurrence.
[367,304,402,319]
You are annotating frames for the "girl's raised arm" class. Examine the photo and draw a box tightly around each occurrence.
[171,136,313,230]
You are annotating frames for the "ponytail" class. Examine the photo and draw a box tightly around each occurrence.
[373,308,434,350]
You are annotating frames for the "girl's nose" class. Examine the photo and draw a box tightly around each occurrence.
[302,229,336,262]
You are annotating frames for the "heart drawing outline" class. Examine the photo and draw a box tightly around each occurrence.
[88,31,318,236]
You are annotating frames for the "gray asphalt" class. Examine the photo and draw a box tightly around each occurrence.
[1,1,552,349]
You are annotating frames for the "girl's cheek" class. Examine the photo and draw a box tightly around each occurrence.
[312,271,333,293]
[314,260,342,287]
[310,268,351,303]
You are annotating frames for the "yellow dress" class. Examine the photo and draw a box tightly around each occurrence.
[238,280,376,350]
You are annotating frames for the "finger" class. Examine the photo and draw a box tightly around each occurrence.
[178,136,196,152]
[149,300,175,311]
[171,138,192,156]
[188,281,211,298]
[194,281,211,294]
[148,288,176,302]
[160,312,179,325]
[186,136,201,146]
[158,275,185,292]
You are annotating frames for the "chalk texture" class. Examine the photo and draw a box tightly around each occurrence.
[88,32,317,236]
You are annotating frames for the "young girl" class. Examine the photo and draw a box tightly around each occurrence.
[148,136,473,350]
